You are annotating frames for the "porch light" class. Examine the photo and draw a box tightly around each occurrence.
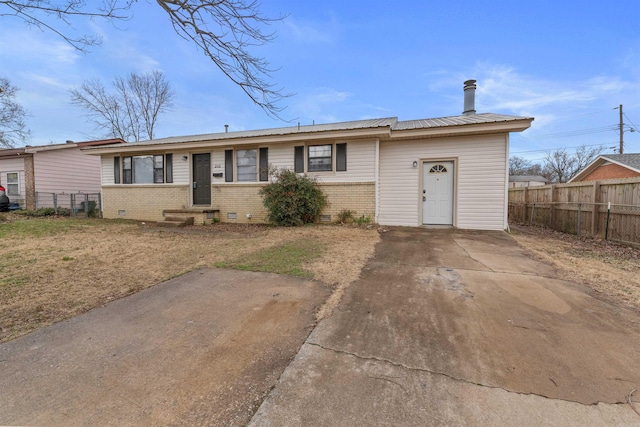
[412,160,418,168]
[182,155,188,161]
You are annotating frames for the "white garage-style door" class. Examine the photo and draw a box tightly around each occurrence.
[422,161,454,225]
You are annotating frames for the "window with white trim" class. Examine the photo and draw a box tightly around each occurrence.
[6,172,19,196]
[224,148,268,182]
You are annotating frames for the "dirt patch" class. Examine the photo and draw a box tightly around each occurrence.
[510,224,640,311]
[0,214,379,343]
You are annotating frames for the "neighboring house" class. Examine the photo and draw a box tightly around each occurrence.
[509,175,547,188]
[0,139,126,209]
[83,81,533,230]
[569,153,640,183]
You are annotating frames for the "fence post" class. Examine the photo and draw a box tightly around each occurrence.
[549,184,556,229]
[529,203,535,226]
[71,194,75,217]
[591,181,600,236]
[53,193,58,215]
[98,193,102,218]
[577,203,581,237]
[84,194,89,214]
[605,202,611,240]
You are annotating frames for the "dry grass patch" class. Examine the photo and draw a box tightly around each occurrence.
[0,215,379,343]
[510,225,640,311]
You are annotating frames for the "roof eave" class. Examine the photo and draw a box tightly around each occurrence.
[82,127,392,155]
[389,118,533,139]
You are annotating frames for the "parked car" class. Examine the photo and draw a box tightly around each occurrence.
[0,185,10,212]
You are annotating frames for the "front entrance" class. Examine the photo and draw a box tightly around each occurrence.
[422,161,454,225]
[192,153,211,205]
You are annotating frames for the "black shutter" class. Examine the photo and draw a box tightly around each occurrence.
[165,154,173,183]
[259,147,269,181]
[114,156,121,184]
[336,143,347,171]
[294,146,304,173]
[225,150,233,182]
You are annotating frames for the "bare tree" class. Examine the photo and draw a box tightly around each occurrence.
[0,0,134,51]
[2,0,290,118]
[156,0,290,119]
[509,156,533,176]
[509,155,548,178]
[543,145,605,183]
[0,76,30,148]
[70,71,174,142]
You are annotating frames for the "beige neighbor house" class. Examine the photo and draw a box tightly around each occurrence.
[83,81,533,230]
[0,139,125,209]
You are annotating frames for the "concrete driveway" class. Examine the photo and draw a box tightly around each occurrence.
[250,228,640,426]
[0,269,329,426]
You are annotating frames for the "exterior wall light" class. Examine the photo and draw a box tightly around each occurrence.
[182,155,188,161]
[412,160,418,168]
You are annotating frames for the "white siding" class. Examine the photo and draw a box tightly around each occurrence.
[34,147,102,193]
[0,157,26,202]
[101,156,115,185]
[378,134,508,230]
[172,151,191,184]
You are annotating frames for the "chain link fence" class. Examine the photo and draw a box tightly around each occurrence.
[35,192,102,218]
[509,201,640,246]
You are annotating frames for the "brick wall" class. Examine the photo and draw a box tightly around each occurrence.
[24,155,36,210]
[102,182,376,224]
[102,185,190,221]
[580,164,640,182]
[212,181,376,223]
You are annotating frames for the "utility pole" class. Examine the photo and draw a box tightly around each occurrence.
[619,104,624,154]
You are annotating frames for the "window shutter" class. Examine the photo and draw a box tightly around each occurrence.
[225,150,233,182]
[114,156,121,184]
[165,154,173,183]
[294,146,304,173]
[259,147,269,181]
[336,143,347,171]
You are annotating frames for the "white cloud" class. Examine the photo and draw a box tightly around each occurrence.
[283,16,338,44]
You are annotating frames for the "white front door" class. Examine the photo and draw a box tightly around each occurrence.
[422,161,454,225]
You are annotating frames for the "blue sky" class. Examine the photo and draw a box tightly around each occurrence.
[1,0,639,164]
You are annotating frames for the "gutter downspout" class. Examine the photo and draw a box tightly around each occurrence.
[375,138,380,224]
[504,133,510,232]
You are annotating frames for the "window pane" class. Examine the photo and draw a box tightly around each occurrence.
[133,155,154,183]
[114,157,121,184]
[165,154,173,183]
[237,149,257,182]
[6,172,19,196]
[308,144,332,172]
[153,155,164,183]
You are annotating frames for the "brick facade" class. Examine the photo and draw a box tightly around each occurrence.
[102,185,191,221]
[212,181,376,223]
[580,164,640,182]
[102,182,376,224]
[24,155,36,210]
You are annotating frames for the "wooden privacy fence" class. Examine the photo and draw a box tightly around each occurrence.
[508,177,640,246]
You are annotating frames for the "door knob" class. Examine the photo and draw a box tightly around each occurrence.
[423,196,426,202]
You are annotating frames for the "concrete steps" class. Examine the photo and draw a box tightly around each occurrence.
[156,216,194,228]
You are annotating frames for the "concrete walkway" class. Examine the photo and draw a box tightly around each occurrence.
[250,228,640,426]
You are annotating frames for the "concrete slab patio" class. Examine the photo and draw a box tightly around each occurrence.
[250,228,640,426]
[0,269,330,426]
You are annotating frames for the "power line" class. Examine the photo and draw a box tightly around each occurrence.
[537,125,618,139]
[511,142,613,155]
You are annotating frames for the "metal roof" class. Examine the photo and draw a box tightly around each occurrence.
[116,117,398,148]
[82,113,533,152]
[393,113,533,130]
